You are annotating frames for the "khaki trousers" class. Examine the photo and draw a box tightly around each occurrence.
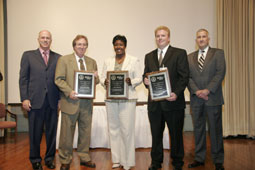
[58,100,93,164]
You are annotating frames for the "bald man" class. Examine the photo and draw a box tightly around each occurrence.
[187,29,226,170]
[19,30,61,170]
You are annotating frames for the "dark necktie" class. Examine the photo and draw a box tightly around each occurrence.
[42,51,48,65]
[159,50,163,66]
[79,58,85,71]
[198,51,205,71]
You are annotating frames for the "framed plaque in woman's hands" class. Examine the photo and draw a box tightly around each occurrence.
[74,71,95,98]
[107,71,128,99]
[146,69,171,101]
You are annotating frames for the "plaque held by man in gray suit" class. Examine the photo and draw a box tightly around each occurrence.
[74,71,95,98]
[147,69,171,101]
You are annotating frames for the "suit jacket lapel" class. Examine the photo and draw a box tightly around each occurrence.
[152,50,159,70]
[47,50,55,68]
[109,57,115,70]
[122,55,131,70]
[203,47,215,69]
[36,49,46,66]
[161,46,173,67]
[70,53,79,71]
[84,56,94,71]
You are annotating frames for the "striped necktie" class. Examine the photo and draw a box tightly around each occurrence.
[198,51,205,71]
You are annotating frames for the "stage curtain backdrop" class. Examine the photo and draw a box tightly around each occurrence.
[217,0,255,137]
[0,0,6,137]
[0,0,5,104]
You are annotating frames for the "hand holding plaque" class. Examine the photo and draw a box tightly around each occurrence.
[146,69,171,101]
[74,71,95,98]
[106,71,128,99]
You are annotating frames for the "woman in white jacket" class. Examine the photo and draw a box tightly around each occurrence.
[100,35,142,170]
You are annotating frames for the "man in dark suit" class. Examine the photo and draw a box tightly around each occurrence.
[55,35,99,170]
[187,29,226,170]
[143,26,189,170]
[19,30,60,170]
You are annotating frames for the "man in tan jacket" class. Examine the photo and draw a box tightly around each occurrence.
[55,35,99,170]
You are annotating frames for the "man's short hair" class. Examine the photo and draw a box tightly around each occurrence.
[154,26,170,37]
[72,35,88,47]
[196,28,209,36]
[38,30,52,39]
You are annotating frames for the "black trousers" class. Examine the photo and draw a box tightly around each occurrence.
[148,106,185,168]
[28,96,58,163]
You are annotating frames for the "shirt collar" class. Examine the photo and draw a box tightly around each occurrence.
[75,53,84,61]
[39,48,50,55]
[158,44,170,54]
[199,46,209,54]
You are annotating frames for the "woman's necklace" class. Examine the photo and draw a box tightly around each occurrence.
[116,55,125,64]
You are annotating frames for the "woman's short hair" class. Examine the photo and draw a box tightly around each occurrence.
[112,35,127,47]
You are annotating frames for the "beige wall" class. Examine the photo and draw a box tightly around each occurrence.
[6,0,216,103]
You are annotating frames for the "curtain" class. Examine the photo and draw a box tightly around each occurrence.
[217,0,255,137]
[0,0,5,137]
[0,0,5,103]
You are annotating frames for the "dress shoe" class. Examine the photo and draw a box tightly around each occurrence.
[123,166,131,170]
[80,161,96,168]
[60,164,70,170]
[45,160,55,169]
[112,163,122,169]
[188,161,204,168]
[148,164,161,170]
[174,166,182,170]
[32,162,42,170]
[215,163,224,170]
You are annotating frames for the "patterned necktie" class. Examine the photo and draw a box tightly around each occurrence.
[198,51,205,71]
[79,58,85,71]
[42,51,48,65]
[159,50,163,66]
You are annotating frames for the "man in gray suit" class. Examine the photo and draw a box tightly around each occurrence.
[187,29,226,170]
[19,30,60,170]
